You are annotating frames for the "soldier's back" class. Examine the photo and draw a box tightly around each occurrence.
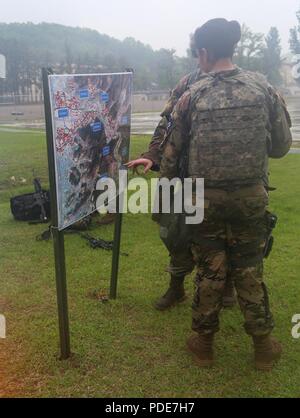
[187,67,272,189]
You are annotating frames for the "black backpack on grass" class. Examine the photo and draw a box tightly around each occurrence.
[10,179,51,223]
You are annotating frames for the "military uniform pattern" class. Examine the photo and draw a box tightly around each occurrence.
[160,67,292,336]
[191,185,274,336]
[160,68,292,185]
[141,69,202,170]
[142,69,202,277]
[166,248,195,278]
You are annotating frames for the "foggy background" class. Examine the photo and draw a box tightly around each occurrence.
[1,0,299,55]
[1,0,299,141]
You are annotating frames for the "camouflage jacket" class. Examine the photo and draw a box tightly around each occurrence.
[160,67,293,188]
[141,68,202,170]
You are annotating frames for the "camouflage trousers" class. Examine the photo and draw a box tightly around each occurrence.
[166,248,195,278]
[191,184,274,337]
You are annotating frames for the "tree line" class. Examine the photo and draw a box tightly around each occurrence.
[0,17,296,104]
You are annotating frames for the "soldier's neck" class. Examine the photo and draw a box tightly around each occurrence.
[210,59,235,73]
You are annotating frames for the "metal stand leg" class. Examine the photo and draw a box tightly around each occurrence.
[52,228,71,360]
[110,212,123,300]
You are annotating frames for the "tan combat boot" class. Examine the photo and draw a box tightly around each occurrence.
[154,276,186,311]
[222,277,237,308]
[187,334,214,368]
[253,335,282,372]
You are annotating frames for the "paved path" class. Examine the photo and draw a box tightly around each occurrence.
[1,112,300,155]
[0,95,299,138]
[0,113,162,135]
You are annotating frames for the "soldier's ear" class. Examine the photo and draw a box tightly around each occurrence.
[191,48,198,59]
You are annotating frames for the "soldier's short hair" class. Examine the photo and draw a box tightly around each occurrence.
[194,18,241,62]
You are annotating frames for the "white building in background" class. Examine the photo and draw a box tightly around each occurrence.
[0,54,6,79]
[281,55,300,96]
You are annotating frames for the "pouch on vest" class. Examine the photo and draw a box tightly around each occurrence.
[158,190,192,254]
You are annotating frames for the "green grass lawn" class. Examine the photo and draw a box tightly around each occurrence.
[0,130,300,398]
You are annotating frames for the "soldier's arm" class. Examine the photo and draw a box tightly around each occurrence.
[269,90,293,159]
[139,74,192,171]
[160,91,191,180]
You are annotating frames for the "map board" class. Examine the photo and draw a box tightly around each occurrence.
[48,72,133,230]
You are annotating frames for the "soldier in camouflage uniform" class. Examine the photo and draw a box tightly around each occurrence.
[160,18,292,371]
[127,68,237,311]
[139,69,202,172]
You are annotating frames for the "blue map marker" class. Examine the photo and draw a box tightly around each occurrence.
[99,173,109,180]
[58,108,69,118]
[121,116,129,125]
[79,89,89,99]
[90,121,102,133]
[100,92,109,103]
[102,146,111,157]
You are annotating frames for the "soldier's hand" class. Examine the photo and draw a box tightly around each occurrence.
[125,158,154,174]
